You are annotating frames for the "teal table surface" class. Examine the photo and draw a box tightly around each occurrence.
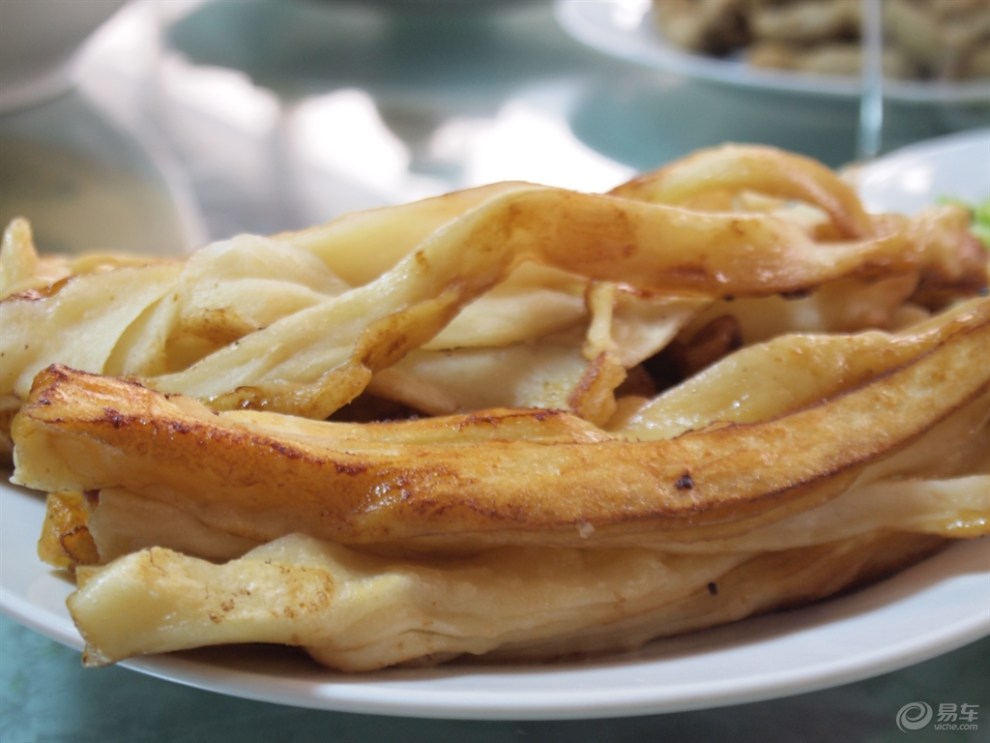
[1,1,988,740]
[1,614,988,742]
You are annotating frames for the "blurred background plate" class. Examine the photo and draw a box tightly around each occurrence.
[554,0,990,103]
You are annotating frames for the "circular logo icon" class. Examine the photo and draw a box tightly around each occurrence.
[896,701,934,732]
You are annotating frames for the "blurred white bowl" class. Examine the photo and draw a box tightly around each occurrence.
[0,0,128,113]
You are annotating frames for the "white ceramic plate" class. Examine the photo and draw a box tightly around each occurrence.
[2,130,989,721]
[554,0,990,104]
[855,127,990,213]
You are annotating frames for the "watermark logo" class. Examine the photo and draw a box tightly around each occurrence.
[896,702,933,732]
[896,702,980,733]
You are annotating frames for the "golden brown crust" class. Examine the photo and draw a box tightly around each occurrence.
[12,296,989,549]
[36,491,99,569]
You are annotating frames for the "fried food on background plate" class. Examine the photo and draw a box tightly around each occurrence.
[654,0,990,81]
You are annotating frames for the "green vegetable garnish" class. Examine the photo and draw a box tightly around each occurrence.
[939,196,990,249]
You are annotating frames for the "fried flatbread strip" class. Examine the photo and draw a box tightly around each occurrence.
[66,530,947,671]
[2,145,982,442]
[41,468,987,568]
[12,297,990,549]
[610,143,872,236]
[147,185,915,419]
